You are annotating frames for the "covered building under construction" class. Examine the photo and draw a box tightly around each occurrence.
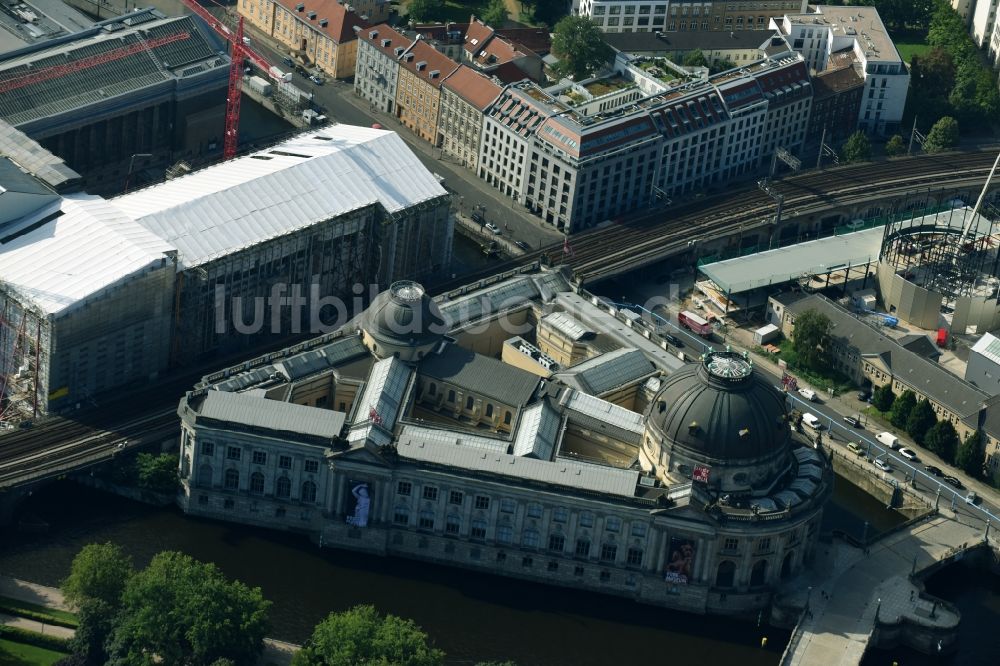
[0,8,230,195]
[0,125,451,422]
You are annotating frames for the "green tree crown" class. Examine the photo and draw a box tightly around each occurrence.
[551,16,613,81]
[889,389,917,429]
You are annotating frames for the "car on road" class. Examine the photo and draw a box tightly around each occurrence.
[283,56,294,67]
[843,415,862,428]
[943,475,964,489]
[309,75,325,85]
[847,442,865,456]
[514,240,531,251]
[799,388,818,402]
[874,458,893,473]
[801,413,821,430]
[924,465,943,476]
[898,447,918,461]
[663,333,684,348]
[966,492,978,505]
[485,222,501,235]
[471,212,485,224]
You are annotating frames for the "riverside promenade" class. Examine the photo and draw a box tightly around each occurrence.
[780,512,997,665]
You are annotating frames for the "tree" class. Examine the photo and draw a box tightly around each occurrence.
[407,0,444,22]
[885,134,906,157]
[923,116,959,153]
[709,58,737,74]
[551,16,613,81]
[293,605,445,666]
[924,420,960,463]
[70,598,115,665]
[889,389,917,429]
[840,131,872,163]
[790,309,831,371]
[482,0,508,26]
[105,551,270,666]
[871,384,896,413]
[531,0,570,26]
[682,49,707,68]
[61,542,134,609]
[955,431,985,477]
[476,662,518,666]
[135,452,179,493]
[905,398,937,444]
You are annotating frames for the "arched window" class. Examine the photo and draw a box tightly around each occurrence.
[448,389,456,402]
[466,395,474,410]
[302,480,317,503]
[485,403,494,417]
[750,560,768,587]
[716,561,736,588]
[276,475,291,498]
[781,551,795,580]
[504,411,512,425]
[224,468,239,491]
[429,382,437,396]
[250,472,265,495]
[198,464,213,487]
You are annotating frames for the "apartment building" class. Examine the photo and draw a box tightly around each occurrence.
[462,17,544,83]
[439,65,502,170]
[395,41,460,144]
[480,54,811,233]
[972,0,999,48]
[574,1,807,33]
[239,0,367,79]
[354,24,414,113]
[771,5,909,136]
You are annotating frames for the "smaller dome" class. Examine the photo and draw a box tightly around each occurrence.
[363,281,448,348]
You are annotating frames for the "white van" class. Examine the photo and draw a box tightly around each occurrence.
[801,413,821,430]
[876,431,899,450]
[798,388,818,402]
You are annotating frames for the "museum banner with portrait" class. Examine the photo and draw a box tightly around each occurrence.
[664,537,695,584]
[345,480,372,528]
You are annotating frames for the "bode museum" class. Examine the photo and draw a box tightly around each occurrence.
[176,268,832,615]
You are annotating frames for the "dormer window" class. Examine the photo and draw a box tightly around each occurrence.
[295,3,305,11]
[307,11,317,20]
[369,30,378,39]
[416,61,426,71]
[320,18,328,27]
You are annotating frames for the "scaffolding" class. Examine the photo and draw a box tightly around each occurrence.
[0,290,49,424]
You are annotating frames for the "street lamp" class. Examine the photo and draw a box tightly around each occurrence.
[123,153,153,194]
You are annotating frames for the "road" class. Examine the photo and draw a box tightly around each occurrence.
[611,299,1000,531]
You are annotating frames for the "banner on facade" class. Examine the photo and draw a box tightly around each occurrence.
[692,465,711,483]
[345,480,371,528]
[664,538,695,585]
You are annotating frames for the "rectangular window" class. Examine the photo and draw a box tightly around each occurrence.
[553,507,568,523]
[579,512,594,528]
[446,515,461,534]
[423,486,439,501]
[201,441,214,456]
[626,548,643,566]
[527,503,543,518]
[304,460,319,474]
[497,525,513,543]
[470,521,488,539]
[279,455,292,469]
[398,481,412,496]
[449,490,464,505]
[252,451,266,465]
[631,522,647,538]
[475,495,491,510]
[605,517,621,532]
[575,539,590,557]
[226,446,241,461]
[419,513,435,529]
[757,537,772,553]
[600,544,618,562]
[548,534,565,552]
[393,508,409,525]
[724,537,739,551]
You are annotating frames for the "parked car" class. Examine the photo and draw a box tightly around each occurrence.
[485,222,501,235]
[514,240,531,251]
[847,442,865,456]
[857,389,872,401]
[924,465,943,477]
[799,388,818,402]
[898,447,918,461]
[876,432,900,450]
[874,458,893,473]
[966,492,979,505]
[283,56,295,67]
[662,333,684,348]
[942,475,964,489]
[471,212,485,224]
[309,74,325,85]
[843,415,862,428]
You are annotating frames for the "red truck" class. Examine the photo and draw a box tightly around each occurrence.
[679,310,713,337]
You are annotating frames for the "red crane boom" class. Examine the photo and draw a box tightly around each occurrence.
[0,31,191,95]
[180,0,284,159]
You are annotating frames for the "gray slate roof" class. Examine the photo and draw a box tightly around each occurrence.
[555,347,656,395]
[419,344,540,406]
[786,295,987,416]
[603,29,772,54]
[200,390,346,440]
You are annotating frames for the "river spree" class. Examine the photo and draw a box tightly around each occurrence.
[0,474,904,665]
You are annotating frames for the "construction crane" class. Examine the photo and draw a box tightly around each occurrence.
[179,0,290,159]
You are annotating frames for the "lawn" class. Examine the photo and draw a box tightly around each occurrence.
[0,597,77,629]
[758,339,856,396]
[0,639,67,666]
[893,29,932,63]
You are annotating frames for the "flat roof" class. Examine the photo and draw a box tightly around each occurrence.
[200,390,346,440]
[701,227,883,294]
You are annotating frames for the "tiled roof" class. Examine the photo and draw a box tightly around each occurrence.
[274,0,367,43]
[398,40,459,88]
[360,23,414,57]
[441,65,501,111]
[495,27,551,55]
[463,17,494,58]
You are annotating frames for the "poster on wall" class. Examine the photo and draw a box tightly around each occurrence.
[664,538,695,585]
[345,480,371,528]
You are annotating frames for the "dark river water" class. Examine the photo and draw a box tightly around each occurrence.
[0,474,989,665]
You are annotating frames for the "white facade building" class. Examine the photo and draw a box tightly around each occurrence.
[771,5,909,136]
[972,0,999,48]
[574,1,807,33]
[966,333,1000,396]
[354,25,414,114]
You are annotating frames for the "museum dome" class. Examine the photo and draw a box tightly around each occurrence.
[363,281,448,349]
[646,350,790,463]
